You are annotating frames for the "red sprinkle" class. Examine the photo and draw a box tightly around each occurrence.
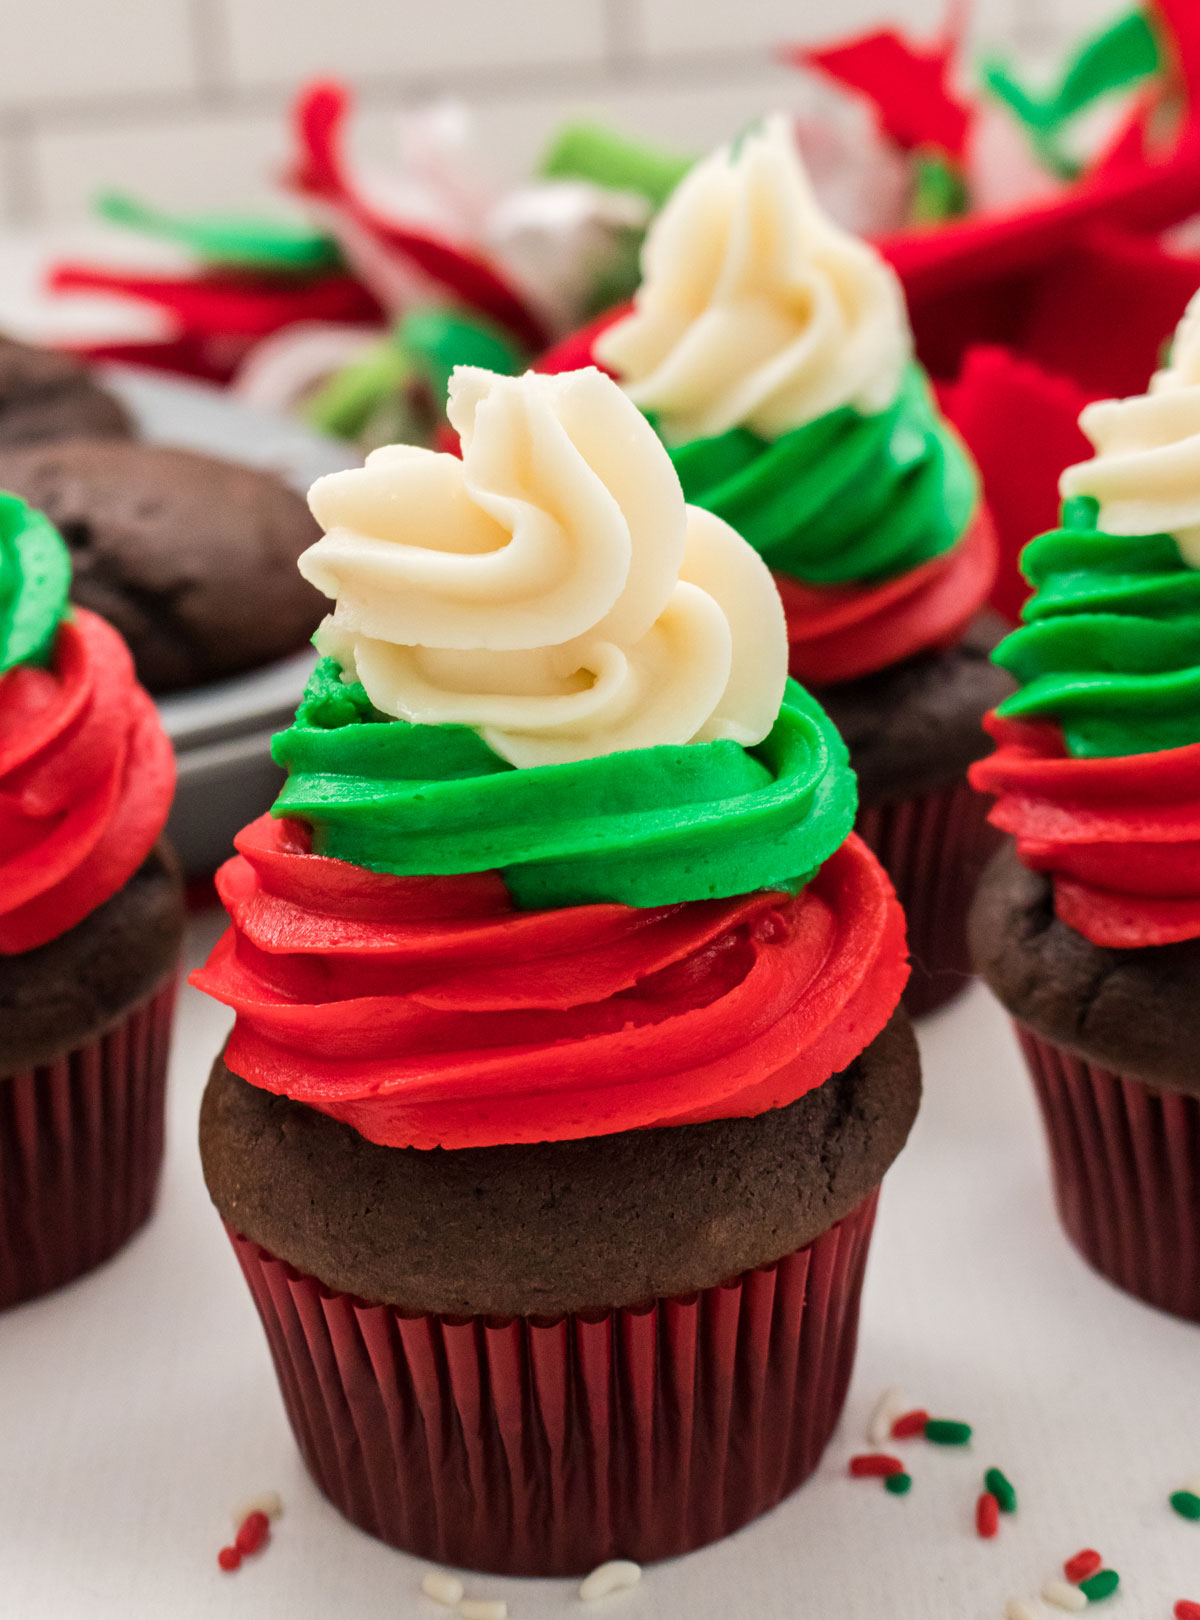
[891,1408,930,1440]
[1175,1604,1200,1620]
[850,1453,905,1478]
[1064,1548,1103,1584]
[217,1546,241,1572]
[236,1511,270,1556]
[976,1492,1000,1539]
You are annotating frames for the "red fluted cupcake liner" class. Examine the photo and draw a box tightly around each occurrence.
[0,975,178,1311]
[227,1188,880,1576]
[1016,1026,1200,1322]
[857,776,1001,1018]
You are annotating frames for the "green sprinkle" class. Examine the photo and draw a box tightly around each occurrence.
[984,1467,1017,1513]
[884,1472,912,1496]
[924,1419,973,1446]
[1172,1489,1200,1520]
[1079,1569,1119,1602]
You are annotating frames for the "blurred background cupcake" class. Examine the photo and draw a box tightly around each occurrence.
[0,494,182,1308]
[549,116,1012,1016]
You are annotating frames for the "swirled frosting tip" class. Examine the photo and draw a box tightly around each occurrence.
[1060,288,1200,566]
[594,111,911,444]
[0,491,70,677]
[300,363,788,768]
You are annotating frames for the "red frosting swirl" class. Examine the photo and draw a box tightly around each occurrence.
[192,814,909,1151]
[969,712,1200,948]
[0,609,176,953]
[780,506,997,685]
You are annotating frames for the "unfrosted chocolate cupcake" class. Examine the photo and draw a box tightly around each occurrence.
[0,438,323,692]
[0,334,132,446]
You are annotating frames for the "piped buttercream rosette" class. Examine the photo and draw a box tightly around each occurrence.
[299,363,787,768]
[1060,286,1200,566]
[594,113,910,444]
[584,115,989,679]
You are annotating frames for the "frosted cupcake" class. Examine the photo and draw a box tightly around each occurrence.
[194,364,920,1573]
[538,116,1012,1014]
[971,290,1200,1320]
[0,494,181,1307]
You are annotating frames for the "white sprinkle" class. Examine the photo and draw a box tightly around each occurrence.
[1042,1579,1087,1613]
[231,1490,283,1526]
[867,1386,907,1446]
[421,1572,465,1607]
[579,1560,642,1602]
[1005,1601,1042,1620]
[458,1603,507,1620]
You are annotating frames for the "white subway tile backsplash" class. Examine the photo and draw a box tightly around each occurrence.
[461,65,808,187]
[635,0,1061,58]
[0,0,195,108]
[636,0,947,56]
[28,95,426,224]
[220,0,608,91]
[32,110,303,223]
[28,71,809,225]
[0,0,1128,227]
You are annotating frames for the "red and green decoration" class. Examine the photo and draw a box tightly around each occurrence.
[787,2,1197,220]
[786,1,1200,625]
[301,306,524,446]
[45,83,688,394]
[787,12,973,223]
[981,6,1165,180]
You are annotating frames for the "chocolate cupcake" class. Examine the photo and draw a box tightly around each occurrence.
[0,333,133,446]
[0,439,323,692]
[540,116,1012,1014]
[0,493,183,1309]
[971,289,1200,1321]
[194,364,920,1573]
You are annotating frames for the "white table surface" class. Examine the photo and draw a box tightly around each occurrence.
[1,920,1197,1620]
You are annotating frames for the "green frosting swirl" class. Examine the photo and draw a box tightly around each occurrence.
[0,492,70,677]
[272,658,858,910]
[665,363,977,585]
[994,495,1200,758]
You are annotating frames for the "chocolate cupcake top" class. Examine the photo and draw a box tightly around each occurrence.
[0,493,175,953]
[0,335,133,448]
[0,439,324,692]
[202,1010,920,1315]
[193,363,910,1152]
[973,289,1200,950]
[586,115,993,686]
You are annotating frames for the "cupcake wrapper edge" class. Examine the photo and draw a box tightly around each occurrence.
[228,1188,881,1575]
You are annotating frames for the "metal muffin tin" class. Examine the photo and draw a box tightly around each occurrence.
[102,364,359,876]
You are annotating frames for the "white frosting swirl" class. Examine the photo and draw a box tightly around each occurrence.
[594,113,911,444]
[299,364,787,768]
[1060,288,1200,565]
